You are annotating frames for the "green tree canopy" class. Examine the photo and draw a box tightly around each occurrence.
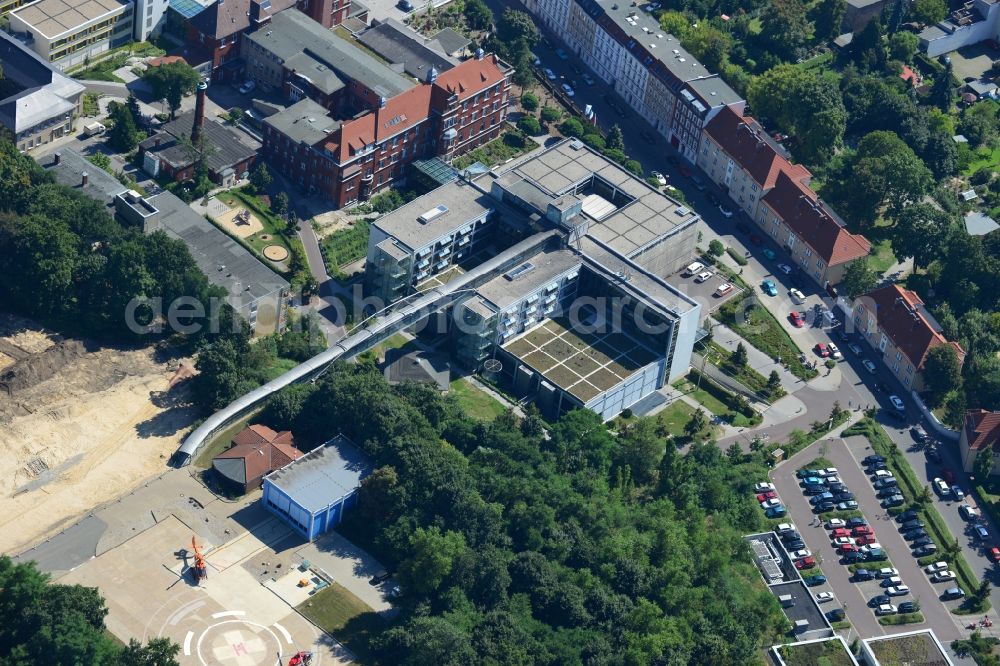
[912,0,947,25]
[923,343,963,407]
[462,0,493,30]
[758,0,813,60]
[888,31,919,62]
[142,61,200,119]
[850,130,933,225]
[809,0,846,41]
[107,100,142,152]
[841,256,879,298]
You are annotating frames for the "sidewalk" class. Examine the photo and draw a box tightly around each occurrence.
[709,321,800,394]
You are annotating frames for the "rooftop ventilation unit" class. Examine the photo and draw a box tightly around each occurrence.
[417,205,449,224]
[570,139,584,150]
[674,206,690,216]
[504,262,535,281]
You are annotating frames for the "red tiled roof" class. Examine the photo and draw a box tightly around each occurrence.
[965,409,1000,453]
[900,66,920,87]
[216,424,303,482]
[330,77,433,162]
[704,106,811,190]
[432,53,506,102]
[761,172,872,266]
[857,283,967,371]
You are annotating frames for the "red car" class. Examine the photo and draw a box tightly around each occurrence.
[856,534,877,545]
[990,547,1000,563]
[852,526,873,536]
[815,343,830,358]
[830,528,850,538]
[839,543,857,553]
[756,491,777,502]
[795,557,817,570]
[789,311,805,328]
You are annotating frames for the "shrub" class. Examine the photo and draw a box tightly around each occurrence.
[726,247,749,266]
[517,115,542,135]
[540,105,561,122]
[520,92,538,111]
[708,239,725,257]
[560,118,585,137]
[624,159,643,176]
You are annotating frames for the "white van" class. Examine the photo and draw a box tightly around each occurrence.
[84,121,106,137]
[683,261,705,276]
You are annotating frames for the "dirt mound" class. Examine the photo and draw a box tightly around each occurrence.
[0,340,87,396]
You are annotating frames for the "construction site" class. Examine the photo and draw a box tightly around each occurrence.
[0,314,197,554]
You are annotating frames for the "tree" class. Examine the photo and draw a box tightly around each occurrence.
[924,343,963,407]
[560,117,585,137]
[226,107,244,125]
[509,41,535,88]
[107,101,141,152]
[759,0,813,60]
[683,24,731,71]
[930,61,956,111]
[960,100,999,147]
[943,390,967,429]
[142,61,200,119]
[890,203,952,269]
[615,419,664,484]
[976,448,995,481]
[708,239,725,256]
[888,31,919,62]
[606,124,624,151]
[540,105,561,123]
[497,9,539,49]
[767,370,782,396]
[731,342,749,368]
[684,408,708,438]
[126,93,143,127]
[249,163,272,192]
[118,638,181,666]
[517,115,542,135]
[851,18,886,72]
[272,191,289,217]
[398,526,468,595]
[912,0,947,25]
[463,0,493,30]
[520,91,538,111]
[842,257,879,298]
[659,10,690,38]
[809,0,846,41]
[88,151,112,172]
[851,130,933,223]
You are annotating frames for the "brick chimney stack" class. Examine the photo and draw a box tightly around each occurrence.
[192,79,208,143]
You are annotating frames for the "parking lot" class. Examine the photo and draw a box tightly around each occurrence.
[769,438,966,641]
[663,261,744,314]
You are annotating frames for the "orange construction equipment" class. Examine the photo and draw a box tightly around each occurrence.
[191,536,207,583]
[287,652,312,665]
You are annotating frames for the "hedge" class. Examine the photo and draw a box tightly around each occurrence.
[726,247,749,266]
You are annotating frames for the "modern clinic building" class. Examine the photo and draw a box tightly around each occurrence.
[8,0,133,70]
[366,139,702,420]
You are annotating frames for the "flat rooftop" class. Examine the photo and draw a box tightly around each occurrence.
[863,630,954,666]
[769,581,829,634]
[264,436,371,514]
[495,139,699,259]
[264,98,341,146]
[372,178,493,252]
[502,317,659,404]
[475,246,579,311]
[42,149,127,206]
[12,0,128,39]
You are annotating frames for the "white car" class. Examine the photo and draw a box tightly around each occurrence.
[833,537,855,546]
[862,359,877,374]
[719,204,734,218]
[755,482,776,493]
[825,518,846,529]
[777,263,793,275]
[876,568,899,578]
[925,561,949,574]
[775,522,795,534]
[876,604,898,616]
[860,543,882,554]
[889,395,906,412]
[239,80,255,94]
[544,68,557,80]
[694,271,713,283]
[848,343,863,355]
[827,343,844,361]
[560,83,575,97]
[651,171,667,186]
[931,570,956,583]
[761,498,782,509]
[825,476,842,485]
[789,288,806,304]
[886,585,910,596]
[714,283,735,297]
[684,261,705,276]
[818,467,839,478]
[790,549,812,559]
[960,504,980,521]
[815,592,835,603]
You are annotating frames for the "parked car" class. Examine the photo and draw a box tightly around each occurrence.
[874,478,898,490]
[854,568,874,581]
[862,359,877,373]
[789,549,812,559]
[898,601,920,613]
[856,534,878,546]
[925,561,949,574]
[926,445,942,462]
[852,526,873,536]
[833,536,855,546]
[914,545,939,557]
[876,604,898,616]
[815,343,830,358]
[694,271,713,283]
[765,506,787,518]
[761,279,778,296]
[889,395,906,412]
[544,68,557,80]
[815,591,835,603]
[904,529,928,541]
[789,311,805,328]
[826,518,846,529]
[952,486,966,501]
[828,483,848,494]
[896,510,919,523]
[842,551,864,563]
[815,501,835,513]
[762,248,776,260]
[911,425,928,443]
[863,454,886,466]
[582,73,595,86]
[838,501,859,510]
[826,608,846,622]
[931,570,956,583]
[683,261,705,276]
[900,520,924,531]
[878,487,900,499]
[756,482,777,493]
[809,492,834,505]
[876,568,899,579]
[795,557,817,569]
[911,537,935,548]
[714,283,735,297]
[834,492,855,503]
[803,574,827,586]
[789,288,806,304]
[942,587,965,600]
[785,539,806,551]
[560,83,575,97]
[868,594,891,607]
[804,484,827,495]
[880,576,903,588]
[990,548,1000,563]
[933,478,951,497]
[761,498,782,509]
[848,342,863,355]
[781,530,801,542]
[555,48,568,60]
[975,525,990,541]
[960,504,980,521]
[756,491,777,502]
[651,171,667,186]
[827,343,843,360]
[777,263,793,275]
[883,494,905,507]
[847,517,869,528]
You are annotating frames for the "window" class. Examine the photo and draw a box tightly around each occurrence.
[879,335,887,352]
[905,364,913,375]
[804,248,812,258]
[895,351,902,361]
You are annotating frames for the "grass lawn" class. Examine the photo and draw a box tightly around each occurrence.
[965,144,1000,176]
[262,356,299,381]
[778,638,855,666]
[703,340,784,399]
[82,93,100,117]
[449,378,507,421]
[654,400,697,437]
[193,410,261,468]
[673,378,729,416]
[296,583,383,663]
[868,238,898,274]
[717,299,816,381]
[451,127,534,169]
[321,220,371,275]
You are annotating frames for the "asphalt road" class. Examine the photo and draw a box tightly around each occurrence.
[13,515,107,575]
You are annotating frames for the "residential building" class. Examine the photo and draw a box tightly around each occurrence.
[262,435,371,541]
[365,139,703,421]
[138,80,257,185]
[0,31,84,152]
[42,150,290,335]
[261,37,512,207]
[959,409,1000,474]
[519,0,744,162]
[853,283,966,392]
[756,172,871,288]
[698,106,811,220]
[8,0,133,70]
[357,18,458,80]
[919,0,1000,57]
[134,0,170,39]
[843,0,890,32]
[212,424,303,494]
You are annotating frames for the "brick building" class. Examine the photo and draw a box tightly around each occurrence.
[853,284,966,392]
[959,409,1000,474]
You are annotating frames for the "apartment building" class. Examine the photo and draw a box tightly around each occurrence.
[959,409,1000,474]
[9,0,133,69]
[698,106,812,219]
[260,28,512,208]
[853,283,966,392]
[134,0,170,40]
[520,0,743,162]
[756,172,871,288]
[0,30,84,152]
